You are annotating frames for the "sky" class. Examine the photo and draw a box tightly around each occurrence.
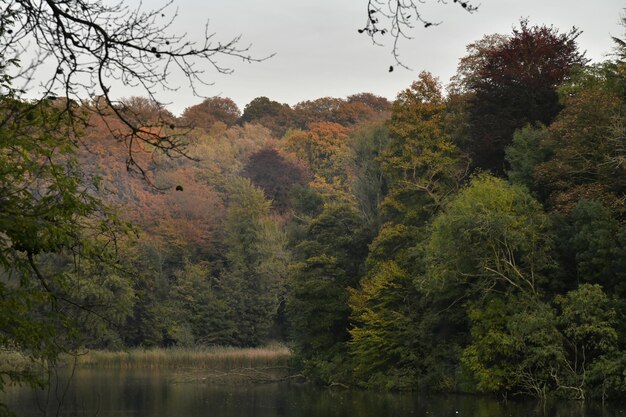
[99,0,626,115]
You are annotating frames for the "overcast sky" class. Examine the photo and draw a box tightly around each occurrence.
[112,0,624,115]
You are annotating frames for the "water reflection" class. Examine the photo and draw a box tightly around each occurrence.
[1,368,624,417]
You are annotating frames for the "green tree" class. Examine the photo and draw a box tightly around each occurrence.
[349,260,424,389]
[348,75,466,390]
[118,240,180,347]
[426,175,554,298]
[171,259,234,346]
[287,203,372,383]
[221,177,289,346]
[505,125,550,189]
[564,200,626,295]
[461,295,562,397]
[0,93,132,400]
[553,284,620,400]
[345,121,390,222]
[239,96,295,138]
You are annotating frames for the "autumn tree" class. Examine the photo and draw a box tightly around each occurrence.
[292,97,381,129]
[347,93,391,113]
[381,71,466,224]
[146,167,225,259]
[283,122,351,187]
[118,96,175,127]
[180,97,241,130]
[242,147,311,213]
[456,21,586,174]
[0,1,266,402]
[532,67,626,216]
[186,123,274,186]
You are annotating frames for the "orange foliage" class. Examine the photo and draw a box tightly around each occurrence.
[77,107,225,258]
[282,122,350,187]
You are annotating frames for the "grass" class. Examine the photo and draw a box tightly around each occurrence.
[68,344,292,370]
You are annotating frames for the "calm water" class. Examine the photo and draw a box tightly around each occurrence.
[2,368,625,417]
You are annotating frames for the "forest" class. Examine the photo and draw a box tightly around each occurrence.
[1,19,625,403]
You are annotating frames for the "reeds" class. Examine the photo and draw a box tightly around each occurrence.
[69,344,291,370]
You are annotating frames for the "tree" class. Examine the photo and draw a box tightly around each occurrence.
[118,96,175,127]
[292,97,381,129]
[533,68,626,216]
[561,200,626,295]
[239,96,295,138]
[240,96,287,123]
[180,97,241,130]
[118,239,179,348]
[426,175,554,298]
[221,177,289,346]
[347,93,391,113]
[170,259,234,346]
[462,283,624,400]
[504,125,550,189]
[381,72,466,225]
[554,284,620,400]
[349,260,424,390]
[0,91,133,399]
[456,21,586,174]
[283,122,351,186]
[347,76,467,391]
[461,295,562,397]
[287,203,372,383]
[345,121,390,222]
[242,147,311,213]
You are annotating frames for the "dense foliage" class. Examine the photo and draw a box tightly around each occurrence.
[2,19,626,407]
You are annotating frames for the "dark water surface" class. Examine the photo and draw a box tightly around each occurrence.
[2,368,625,417]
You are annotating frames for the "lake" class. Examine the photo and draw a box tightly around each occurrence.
[1,368,625,417]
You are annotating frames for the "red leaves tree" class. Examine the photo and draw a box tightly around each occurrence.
[242,147,311,213]
[459,21,587,174]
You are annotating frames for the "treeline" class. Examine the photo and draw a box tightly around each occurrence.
[69,90,392,349]
[2,19,625,401]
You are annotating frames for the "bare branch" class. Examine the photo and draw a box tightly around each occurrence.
[359,0,478,69]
